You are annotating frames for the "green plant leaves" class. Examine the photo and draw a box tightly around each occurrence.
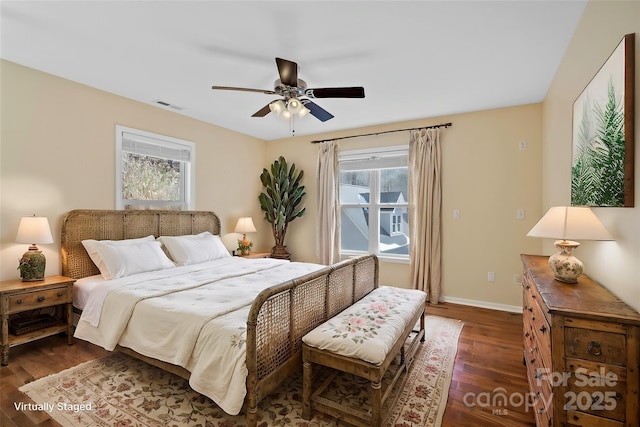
[572,79,626,207]
[259,156,306,246]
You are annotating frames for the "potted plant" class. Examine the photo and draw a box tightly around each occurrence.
[259,156,306,260]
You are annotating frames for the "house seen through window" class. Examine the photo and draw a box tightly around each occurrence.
[339,146,409,259]
[115,125,195,210]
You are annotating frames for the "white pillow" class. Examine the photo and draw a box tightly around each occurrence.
[82,238,175,280]
[158,232,230,266]
[82,235,155,277]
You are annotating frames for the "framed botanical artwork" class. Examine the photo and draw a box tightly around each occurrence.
[572,33,635,207]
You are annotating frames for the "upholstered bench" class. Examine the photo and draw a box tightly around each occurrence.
[301,286,426,427]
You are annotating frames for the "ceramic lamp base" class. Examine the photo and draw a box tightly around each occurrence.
[548,240,583,283]
[18,249,46,281]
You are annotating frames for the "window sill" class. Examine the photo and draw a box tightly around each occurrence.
[340,253,409,265]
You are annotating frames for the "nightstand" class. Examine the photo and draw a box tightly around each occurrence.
[239,252,271,259]
[1,275,74,365]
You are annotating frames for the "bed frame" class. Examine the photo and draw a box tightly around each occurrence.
[61,209,378,426]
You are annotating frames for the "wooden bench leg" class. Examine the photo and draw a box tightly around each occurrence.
[302,360,313,420]
[371,380,382,427]
[246,406,257,427]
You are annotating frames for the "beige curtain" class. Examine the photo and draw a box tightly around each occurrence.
[316,141,341,265]
[409,128,442,302]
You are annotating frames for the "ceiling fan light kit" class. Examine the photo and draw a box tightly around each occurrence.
[212,57,365,123]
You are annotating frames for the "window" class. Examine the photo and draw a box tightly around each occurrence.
[115,125,195,210]
[339,146,409,260]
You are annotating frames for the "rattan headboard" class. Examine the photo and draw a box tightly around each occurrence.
[61,209,221,280]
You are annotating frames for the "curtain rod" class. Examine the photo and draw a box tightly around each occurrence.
[310,122,452,144]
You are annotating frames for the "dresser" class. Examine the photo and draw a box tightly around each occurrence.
[521,255,639,427]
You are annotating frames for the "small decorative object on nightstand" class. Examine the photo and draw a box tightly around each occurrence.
[15,215,54,281]
[0,276,74,365]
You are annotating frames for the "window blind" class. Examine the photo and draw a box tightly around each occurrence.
[122,132,191,162]
[339,146,408,171]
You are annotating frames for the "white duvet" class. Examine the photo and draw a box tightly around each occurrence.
[74,257,323,415]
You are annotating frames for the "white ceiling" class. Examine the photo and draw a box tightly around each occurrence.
[1,1,587,141]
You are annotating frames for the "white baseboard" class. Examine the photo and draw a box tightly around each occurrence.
[440,296,522,313]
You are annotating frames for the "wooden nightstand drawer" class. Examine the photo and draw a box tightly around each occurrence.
[565,327,626,366]
[7,286,70,313]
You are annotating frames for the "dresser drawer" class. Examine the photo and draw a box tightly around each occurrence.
[7,286,70,313]
[565,358,627,422]
[565,327,626,366]
[566,410,624,427]
[526,354,553,427]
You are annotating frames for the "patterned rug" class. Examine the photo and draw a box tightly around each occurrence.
[19,315,463,427]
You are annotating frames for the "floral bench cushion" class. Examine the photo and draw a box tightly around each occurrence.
[302,286,426,365]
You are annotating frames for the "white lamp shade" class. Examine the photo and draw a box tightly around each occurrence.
[287,98,303,114]
[298,104,310,117]
[16,216,54,244]
[527,206,613,241]
[269,100,285,114]
[234,217,257,234]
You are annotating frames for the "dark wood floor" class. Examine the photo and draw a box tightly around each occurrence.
[1,303,535,426]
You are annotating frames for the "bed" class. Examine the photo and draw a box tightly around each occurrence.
[61,209,378,426]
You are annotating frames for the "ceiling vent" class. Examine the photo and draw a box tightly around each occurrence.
[153,100,184,110]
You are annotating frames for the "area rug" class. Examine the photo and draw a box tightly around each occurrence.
[19,315,463,427]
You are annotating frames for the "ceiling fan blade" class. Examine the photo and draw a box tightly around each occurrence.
[304,87,365,98]
[303,100,334,122]
[275,57,298,87]
[212,85,276,95]
[251,104,272,117]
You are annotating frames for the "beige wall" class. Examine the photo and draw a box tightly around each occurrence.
[0,60,270,280]
[266,104,543,310]
[542,0,640,312]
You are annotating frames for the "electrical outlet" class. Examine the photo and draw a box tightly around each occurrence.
[514,274,522,285]
[487,272,495,282]
[518,140,527,151]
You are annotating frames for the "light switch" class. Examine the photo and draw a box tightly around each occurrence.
[517,208,525,220]
[519,140,527,151]
[453,209,460,219]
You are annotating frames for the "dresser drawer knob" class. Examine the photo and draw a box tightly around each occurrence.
[16,299,22,304]
[37,296,45,302]
[525,332,530,337]
[57,292,63,297]
[539,325,547,333]
[587,341,602,356]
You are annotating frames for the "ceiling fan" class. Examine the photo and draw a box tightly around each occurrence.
[211,57,365,122]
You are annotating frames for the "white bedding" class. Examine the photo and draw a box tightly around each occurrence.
[73,274,106,310]
[74,257,323,415]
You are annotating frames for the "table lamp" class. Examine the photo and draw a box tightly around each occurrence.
[527,206,613,283]
[235,217,257,255]
[16,215,54,281]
